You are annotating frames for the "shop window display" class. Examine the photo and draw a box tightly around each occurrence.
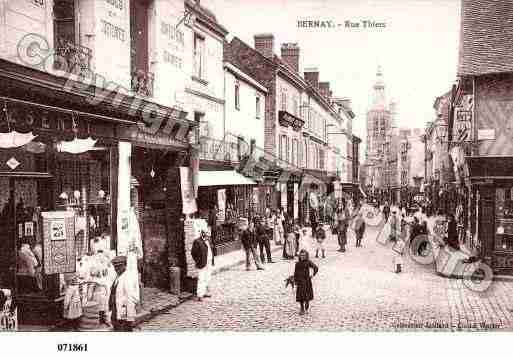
[495,188,513,251]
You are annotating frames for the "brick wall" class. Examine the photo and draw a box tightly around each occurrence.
[224,38,277,157]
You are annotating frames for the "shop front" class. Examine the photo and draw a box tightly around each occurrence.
[0,94,122,324]
[468,157,513,275]
[0,59,193,325]
[196,170,257,255]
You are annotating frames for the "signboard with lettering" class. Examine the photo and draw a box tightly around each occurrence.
[455,109,472,142]
[278,111,305,131]
[478,129,495,140]
[42,211,76,275]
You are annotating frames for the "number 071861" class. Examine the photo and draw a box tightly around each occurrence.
[57,344,88,352]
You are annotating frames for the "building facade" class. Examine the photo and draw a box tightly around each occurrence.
[449,0,513,275]
[0,0,196,323]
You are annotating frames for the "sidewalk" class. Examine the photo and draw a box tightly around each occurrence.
[134,242,282,326]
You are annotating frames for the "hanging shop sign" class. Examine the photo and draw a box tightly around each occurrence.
[454,109,472,142]
[278,111,305,131]
[180,166,198,215]
[217,189,226,223]
[41,211,76,275]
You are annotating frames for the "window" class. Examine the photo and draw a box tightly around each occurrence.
[319,148,325,169]
[255,95,260,119]
[279,135,284,160]
[293,98,298,116]
[304,140,309,168]
[292,139,298,166]
[298,140,303,167]
[281,91,287,112]
[193,33,205,79]
[235,81,240,110]
[285,137,290,163]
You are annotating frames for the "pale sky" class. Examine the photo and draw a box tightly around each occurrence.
[202,0,461,147]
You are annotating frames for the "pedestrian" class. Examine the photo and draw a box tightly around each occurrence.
[273,209,284,245]
[388,210,399,242]
[383,201,390,223]
[109,255,139,331]
[354,212,366,248]
[446,213,460,250]
[191,230,215,301]
[314,225,326,258]
[283,217,295,260]
[240,219,264,271]
[293,222,301,256]
[392,237,406,273]
[256,217,274,264]
[336,205,349,252]
[293,249,318,315]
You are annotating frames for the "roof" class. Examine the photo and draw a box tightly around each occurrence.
[458,0,513,76]
[186,0,228,38]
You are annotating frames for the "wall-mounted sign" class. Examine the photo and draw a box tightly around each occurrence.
[455,109,472,142]
[42,211,76,274]
[478,129,495,141]
[278,111,305,131]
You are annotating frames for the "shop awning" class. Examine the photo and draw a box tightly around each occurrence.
[198,170,257,187]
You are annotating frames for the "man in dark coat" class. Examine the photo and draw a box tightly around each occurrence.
[255,217,273,264]
[383,201,390,223]
[191,231,216,301]
[240,219,264,270]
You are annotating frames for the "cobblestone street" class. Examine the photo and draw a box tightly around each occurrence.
[139,225,513,331]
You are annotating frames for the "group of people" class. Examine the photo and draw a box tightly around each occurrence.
[189,193,368,316]
[379,199,464,274]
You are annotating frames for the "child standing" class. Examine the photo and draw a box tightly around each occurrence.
[293,250,318,315]
[392,237,406,273]
[354,212,366,248]
[315,226,326,258]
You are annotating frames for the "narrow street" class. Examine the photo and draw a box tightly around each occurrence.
[139,225,513,331]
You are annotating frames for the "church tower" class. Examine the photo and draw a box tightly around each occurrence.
[364,66,398,201]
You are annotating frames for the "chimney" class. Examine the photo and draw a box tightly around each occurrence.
[319,82,331,101]
[281,43,300,72]
[254,33,274,59]
[304,68,319,88]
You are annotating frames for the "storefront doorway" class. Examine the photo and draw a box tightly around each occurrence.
[0,177,52,294]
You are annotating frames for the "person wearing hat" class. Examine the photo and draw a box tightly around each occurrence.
[255,216,273,264]
[191,229,215,301]
[109,255,139,331]
[240,218,264,271]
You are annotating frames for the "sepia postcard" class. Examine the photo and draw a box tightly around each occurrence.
[0,0,512,355]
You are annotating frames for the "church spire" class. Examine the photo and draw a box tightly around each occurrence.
[371,65,386,108]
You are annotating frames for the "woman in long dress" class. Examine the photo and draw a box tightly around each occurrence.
[283,218,295,259]
[294,249,318,315]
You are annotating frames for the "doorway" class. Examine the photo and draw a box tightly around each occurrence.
[0,176,52,294]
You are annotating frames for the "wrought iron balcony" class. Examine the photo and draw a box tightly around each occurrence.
[199,138,240,163]
[54,38,92,75]
[131,69,155,97]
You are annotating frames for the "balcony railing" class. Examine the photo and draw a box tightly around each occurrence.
[199,138,240,162]
[54,38,92,76]
[131,69,155,97]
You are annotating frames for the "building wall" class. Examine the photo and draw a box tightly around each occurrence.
[276,74,304,166]
[476,73,513,156]
[223,37,277,157]
[0,0,187,109]
[224,66,266,149]
[184,15,225,141]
